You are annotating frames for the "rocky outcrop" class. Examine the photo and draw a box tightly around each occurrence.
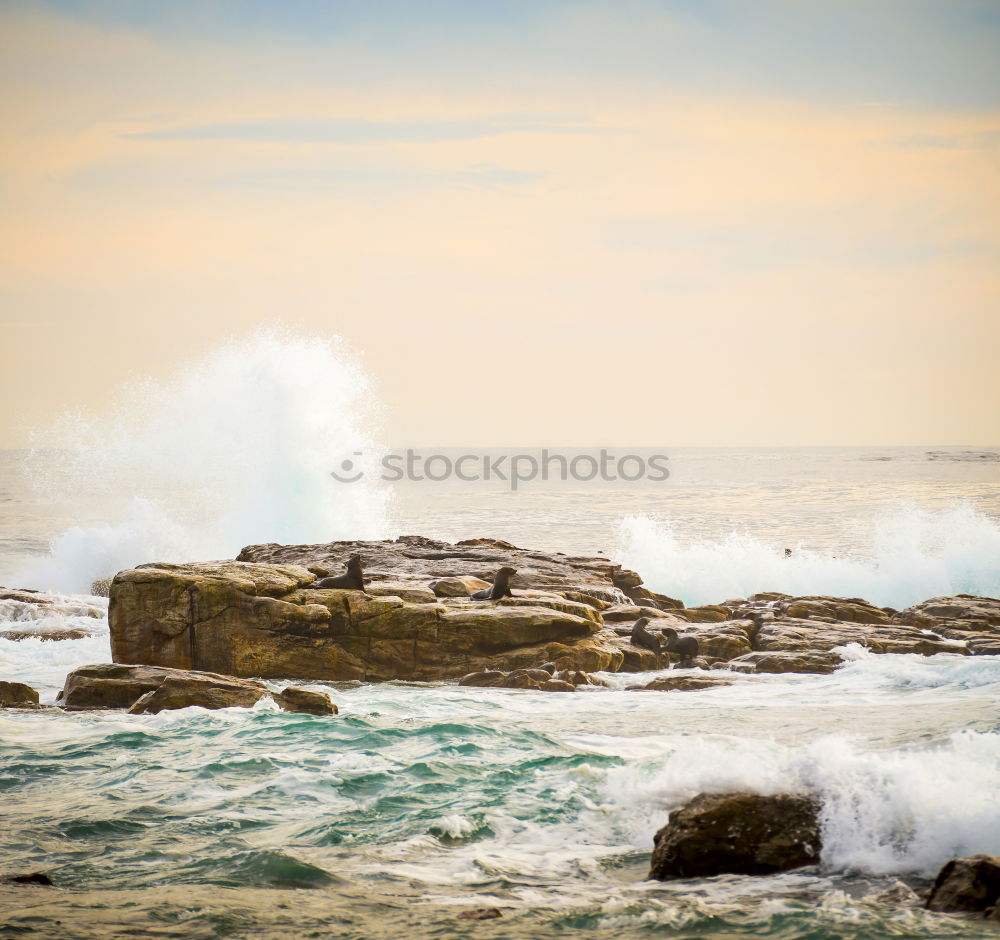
[925,855,1000,916]
[727,651,842,675]
[60,664,338,716]
[274,687,338,715]
[649,792,821,879]
[104,536,1000,683]
[896,596,1000,655]
[637,676,734,692]
[0,681,40,707]
[108,544,625,681]
[236,536,633,603]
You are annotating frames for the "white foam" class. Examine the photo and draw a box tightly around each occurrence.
[15,328,390,593]
[616,504,1000,608]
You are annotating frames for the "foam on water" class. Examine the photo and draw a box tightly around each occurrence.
[15,328,390,593]
[617,503,1000,608]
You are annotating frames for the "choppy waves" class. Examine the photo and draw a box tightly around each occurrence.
[617,503,1000,608]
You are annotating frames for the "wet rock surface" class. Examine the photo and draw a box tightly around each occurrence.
[649,792,822,879]
[0,680,40,708]
[60,664,339,715]
[101,536,999,682]
[925,855,1000,915]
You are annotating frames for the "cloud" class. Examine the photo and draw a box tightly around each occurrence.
[124,115,596,143]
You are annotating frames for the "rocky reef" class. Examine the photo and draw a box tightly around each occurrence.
[102,536,1000,683]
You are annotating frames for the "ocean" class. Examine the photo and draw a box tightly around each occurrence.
[1,333,999,938]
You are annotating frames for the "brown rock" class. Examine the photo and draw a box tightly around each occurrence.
[128,674,266,714]
[638,676,734,692]
[673,605,731,623]
[274,686,338,716]
[925,855,1000,913]
[458,908,502,920]
[0,629,92,642]
[428,576,491,597]
[61,663,266,711]
[649,792,821,879]
[727,651,842,675]
[539,679,576,692]
[0,681,40,707]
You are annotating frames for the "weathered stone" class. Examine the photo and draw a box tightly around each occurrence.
[274,686,338,716]
[0,873,54,886]
[458,670,508,687]
[649,792,821,879]
[428,576,491,597]
[0,629,92,642]
[128,674,266,714]
[673,605,731,623]
[365,581,438,603]
[925,855,1000,914]
[0,681,40,707]
[62,663,265,711]
[539,679,576,692]
[754,617,964,656]
[637,676,734,692]
[895,596,1000,633]
[782,596,890,625]
[727,651,842,675]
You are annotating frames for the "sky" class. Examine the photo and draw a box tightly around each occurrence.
[1,0,999,447]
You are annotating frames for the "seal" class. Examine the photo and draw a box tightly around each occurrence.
[630,617,662,654]
[471,566,517,600]
[311,554,365,591]
[662,626,699,661]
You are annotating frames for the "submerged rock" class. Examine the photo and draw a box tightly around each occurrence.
[0,680,40,708]
[128,674,266,714]
[0,872,54,886]
[925,855,1000,915]
[274,686,338,716]
[649,792,821,879]
[60,664,339,716]
[637,676,734,692]
[727,651,843,675]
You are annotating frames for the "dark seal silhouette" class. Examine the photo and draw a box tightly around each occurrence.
[662,626,699,661]
[311,554,365,591]
[630,617,662,654]
[471,566,517,600]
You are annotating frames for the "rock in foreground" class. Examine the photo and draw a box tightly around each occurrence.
[649,792,821,879]
[925,855,1000,916]
[60,664,338,716]
[0,681,40,708]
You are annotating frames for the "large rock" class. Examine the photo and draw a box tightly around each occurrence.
[236,535,632,603]
[649,792,821,879]
[925,855,1000,914]
[62,663,266,711]
[61,664,341,716]
[109,553,612,682]
[895,596,1000,655]
[753,617,965,657]
[637,676,734,692]
[0,681,40,707]
[129,674,266,714]
[727,650,843,675]
[274,687,338,716]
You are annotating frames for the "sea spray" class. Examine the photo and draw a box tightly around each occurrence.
[616,503,1000,608]
[16,329,390,592]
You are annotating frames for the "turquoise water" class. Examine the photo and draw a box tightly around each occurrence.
[2,435,1000,937]
[2,606,1000,937]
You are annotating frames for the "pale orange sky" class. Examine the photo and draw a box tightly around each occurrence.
[2,1,999,447]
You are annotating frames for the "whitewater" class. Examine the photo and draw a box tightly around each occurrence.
[2,331,999,938]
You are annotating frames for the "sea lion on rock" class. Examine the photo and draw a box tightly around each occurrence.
[630,617,662,654]
[662,627,699,662]
[471,566,517,600]
[311,554,365,591]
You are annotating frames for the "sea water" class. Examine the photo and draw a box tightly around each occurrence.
[1,331,999,938]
